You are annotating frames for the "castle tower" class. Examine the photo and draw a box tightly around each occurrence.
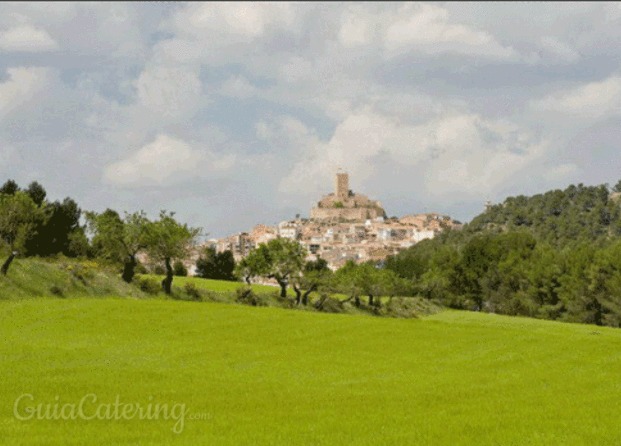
[335,171,349,200]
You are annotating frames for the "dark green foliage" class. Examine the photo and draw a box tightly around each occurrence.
[386,179,621,327]
[0,179,19,195]
[173,260,188,277]
[235,286,265,306]
[468,183,620,246]
[49,285,64,297]
[25,197,85,257]
[135,276,160,295]
[153,265,165,275]
[195,247,236,281]
[25,181,46,207]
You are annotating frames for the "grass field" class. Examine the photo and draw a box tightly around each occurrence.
[2,298,621,445]
[142,274,279,294]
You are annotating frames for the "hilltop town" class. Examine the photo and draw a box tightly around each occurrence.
[208,172,462,270]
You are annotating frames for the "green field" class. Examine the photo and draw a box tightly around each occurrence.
[2,297,621,445]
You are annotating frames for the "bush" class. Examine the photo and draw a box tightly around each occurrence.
[153,265,165,275]
[136,276,160,295]
[173,260,188,277]
[135,262,148,274]
[315,293,342,313]
[49,285,64,297]
[184,282,201,301]
[235,286,265,306]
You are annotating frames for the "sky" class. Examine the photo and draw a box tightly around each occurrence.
[2,2,621,238]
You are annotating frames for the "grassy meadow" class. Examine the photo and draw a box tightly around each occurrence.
[2,296,621,445]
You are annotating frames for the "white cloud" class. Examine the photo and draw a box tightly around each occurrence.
[134,66,203,119]
[280,109,546,200]
[543,163,579,182]
[0,24,58,52]
[535,75,621,118]
[171,2,297,40]
[103,134,234,187]
[0,67,52,119]
[540,36,580,63]
[421,115,547,197]
[338,7,374,47]
[383,3,518,59]
[219,75,259,99]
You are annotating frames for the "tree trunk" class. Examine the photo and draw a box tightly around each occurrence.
[354,296,360,307]
[122,254,137,283]
[315,294,329,310]
[1,251,17,275]
[302,284,317,306]
[161,257,173,294]
[244,275,251,285]
[277,279,288,298]
[293,284,301,305]
[368,294,374,306]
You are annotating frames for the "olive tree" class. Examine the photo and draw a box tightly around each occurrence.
[146,211,201,294]
[85,209,151,283]
[239,238,307,298]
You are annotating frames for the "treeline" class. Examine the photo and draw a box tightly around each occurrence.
[385,181,621,327]
[0,180,87,274]
[0,179,201,294]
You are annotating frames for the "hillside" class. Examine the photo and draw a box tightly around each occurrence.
[386,181,621,327]
[0,257,441,319]
[467,182,621,245]
[0,257,146,300]
[2,299,621,445]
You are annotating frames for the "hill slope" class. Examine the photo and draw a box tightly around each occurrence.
[386,181,621,326]
[1,298,621,445]
[0,257,146,300]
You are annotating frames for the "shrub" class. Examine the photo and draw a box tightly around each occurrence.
[49,285,64,297]
[173,260,188,277]
[184,282,201,301]
[136,276,160,295]
[235,286,265,306]
[315,293,342,313]
[135,262,148,274]
[153,265,165,275]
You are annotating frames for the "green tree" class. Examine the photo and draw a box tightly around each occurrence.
[291,257,332,305]
[173,260,188,277]
[0,192,42,275]
[239,238,306,298]
[145,211,201,294]
[25,181,46,207]
[86,209,151,283]
[196,246,236,281]
[0,179,19,196]
[26,197,84,257]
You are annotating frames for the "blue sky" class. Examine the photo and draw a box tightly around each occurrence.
[2,2,621,237]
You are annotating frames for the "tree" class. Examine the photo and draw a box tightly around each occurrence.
[0,192,42,275]
[195,246,236,281]
[25,181,46,207]
[145,211,201,294]
[173,260,188,277]
[26,197,84,257]
[240,238,306,298]
[291,257,332,305]
[85,209,151,283]
[0,179,19,196]
[334,261,364,306]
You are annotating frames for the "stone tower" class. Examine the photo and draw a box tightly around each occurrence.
[335,171,349,200]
